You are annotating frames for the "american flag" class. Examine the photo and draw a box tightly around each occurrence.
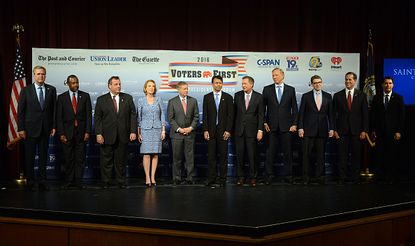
[7,42,27,149]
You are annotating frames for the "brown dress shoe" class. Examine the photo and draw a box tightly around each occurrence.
[237,178,245,185]
[251,179,257,187]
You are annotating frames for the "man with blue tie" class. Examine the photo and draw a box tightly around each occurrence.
[298,75,334,185]
[370,76,405,183]
[203,75,234,187]
[262,68,298,184]
[18,66,57,191]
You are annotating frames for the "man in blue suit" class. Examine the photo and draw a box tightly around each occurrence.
[18,66,56,191]
[262,68,298,184]
[298,75,334,184]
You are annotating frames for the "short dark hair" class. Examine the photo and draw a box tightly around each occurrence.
[211,75,223,83]
[242,76,254,84]
[66,74,79,83]
[384,76,394,83]
[345,72,357,80]
[310,75,322,83]
[108,76,120,85]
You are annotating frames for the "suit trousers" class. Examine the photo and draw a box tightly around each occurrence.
[24,132,49,184]
[375,135,400,182]
[62,127,86,184]
[337,134,361,181]
[235,134,258,179]
[171,136,195,182]
[207,130,229,183]
[265,130,293,178]
[302,136,326,180]
[100,139,127,184]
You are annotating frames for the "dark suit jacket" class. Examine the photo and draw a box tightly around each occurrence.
[298,90,333,137]
[18,83,56,138]
[56,90,92,140]
[233,90,264,138]
[370,92,405,137]
[94,92,137,144]
[262,83,298,132]
[333,89,369,135]
[202,91,233,137]
[167,95,199,139]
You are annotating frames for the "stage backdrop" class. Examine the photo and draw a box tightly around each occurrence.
[32,48,359,180]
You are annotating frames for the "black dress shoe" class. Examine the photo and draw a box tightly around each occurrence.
[237,178,245,185]
[205,181,215,187]
[60,183,71,190]
[250,179,257,187]
[185,180,194,185]
[39,183,50,191]
[101,183,110,189]
[118,183,127,189]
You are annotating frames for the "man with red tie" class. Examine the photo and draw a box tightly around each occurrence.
[56,75,92,189]
[167,81,199,185]
[333,72,369,184]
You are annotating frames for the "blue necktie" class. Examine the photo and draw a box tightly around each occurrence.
[215,93,219,125]
[277,86,282,103]
[39,87,44,110]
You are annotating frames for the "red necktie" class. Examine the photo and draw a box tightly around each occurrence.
[182,98,187,114]
[72,92,78,126]
[347,90,352,111]
[113,95,118,113]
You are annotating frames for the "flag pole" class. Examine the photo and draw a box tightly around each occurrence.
[11,23,27,185]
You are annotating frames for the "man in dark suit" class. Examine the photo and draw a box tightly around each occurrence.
[298,75,334,185]
[56,75,92,189]
[262,68,298,184]
[333,72,369,183]
[94,76,137,188]
[167,81,199,185]
[203,75,234,187]
[234,76,264,187]
[18,65,56,191]
[370,76,405,183]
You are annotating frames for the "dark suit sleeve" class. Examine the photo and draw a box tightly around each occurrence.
[257,94,264,131]
[225,94,234,132]
[191,98,199,130]
[397,94,405,133]
[297,94,306,130]
[327,94,334,131]
[51,87,57,129]
[94,97,103,135]
[290,87,298,126]
[202,95,209,132]
[167,99,179,131]
[129,96,138,134]
[262,87,268,125]
[56,95,64,137]
[85,93,92,133]
[17,87,27,132]
[361,93,369,132]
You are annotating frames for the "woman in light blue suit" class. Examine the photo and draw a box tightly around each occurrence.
[137,80,166,187]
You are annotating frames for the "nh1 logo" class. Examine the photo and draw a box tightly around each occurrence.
[309,56,322,69]
[331,57,342,65]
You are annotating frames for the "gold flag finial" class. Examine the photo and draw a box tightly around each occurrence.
[12,24,24,44]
